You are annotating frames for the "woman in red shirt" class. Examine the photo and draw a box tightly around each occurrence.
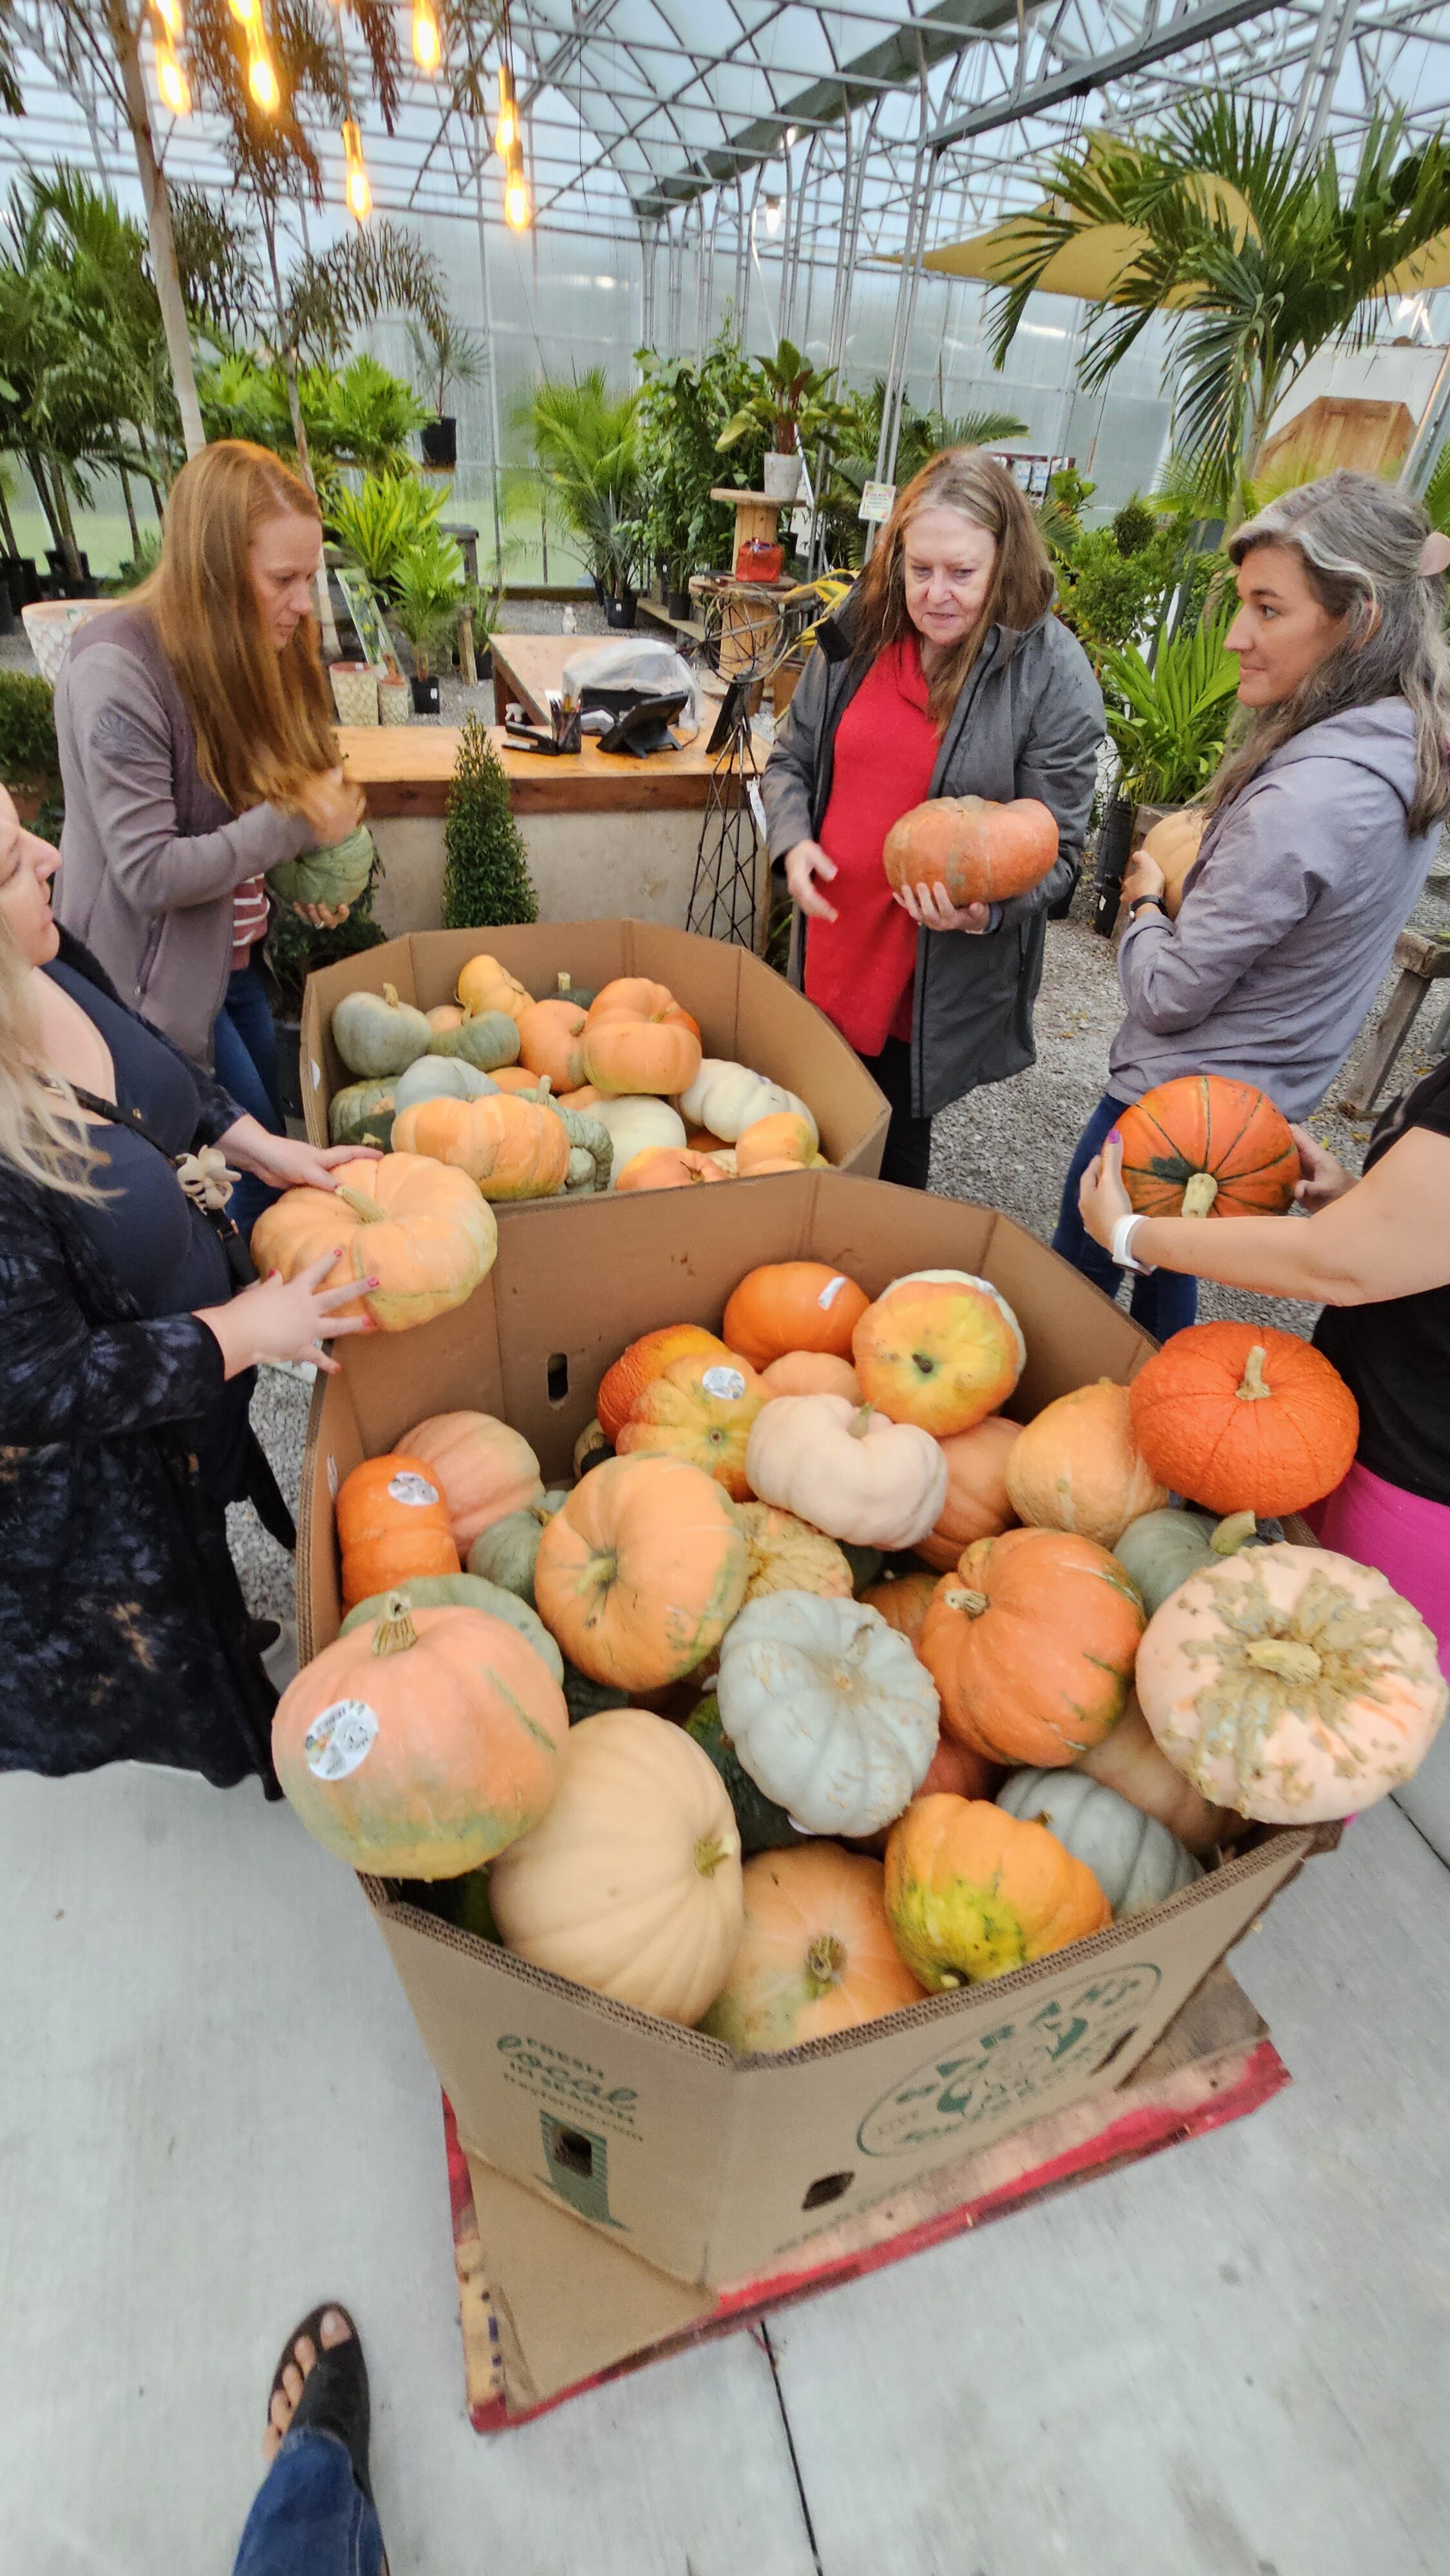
[762,449,1103,1184]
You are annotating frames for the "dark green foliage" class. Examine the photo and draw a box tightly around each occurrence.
[265,869,387,1018]
[1054,502,1218,665]
[686,1697,809,1857]
[1113,497,1157,557]
[442,716,537,931]
[0,673,59,784]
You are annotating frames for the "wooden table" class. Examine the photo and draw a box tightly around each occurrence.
[339,721,726,820]
[490,632,581,726]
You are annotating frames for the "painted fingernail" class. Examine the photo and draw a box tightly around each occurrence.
[1107,1128,1122,1144]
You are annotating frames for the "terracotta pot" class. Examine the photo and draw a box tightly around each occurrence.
[377,674,412,726]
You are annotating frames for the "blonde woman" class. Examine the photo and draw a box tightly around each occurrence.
[762,448,1104,1185]
[0,790,370,1789]
[53,439,364,1229]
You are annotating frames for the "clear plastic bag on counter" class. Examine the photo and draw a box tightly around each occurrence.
[560,638,702,736]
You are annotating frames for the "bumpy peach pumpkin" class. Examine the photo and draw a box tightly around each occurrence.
[722,1262,869,1372]
[581,979,702,1097]
[392,1092,571,1202]
[852,1270,1025,1436]
[1135,1542,1447,1823]
[337,1452,461,1607]
[883,795,1059,908]
[614,1146,730,1193]
[598,1324,736,1444]
[918,1414,1021,1572]
[250,1153,497,1332]
[533,1454,749,1690]
[701,1845,925,2051]
[398,1412,545,1554]
[730,1501,854,1603]
[516,996,588,1092]
[1005,1379,1168,1549]
[615,1352,766,1501]
[759,1350,863,1403]
[1128,1322,1359,1517]
[920,1527,1145,1766]
[746,1393,948,1550]
[272,1593,569,1877]
[884,1794,1110,1989]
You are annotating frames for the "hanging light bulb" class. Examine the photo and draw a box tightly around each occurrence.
[342,118,372,222]
[156,39,191,114]
[153,0,181,33]
[412,0,440,72]
[763,196,783,236]
[505,170,531,229]
[228,0,258,21]
[495,62,517,158]
[249,42,279,110]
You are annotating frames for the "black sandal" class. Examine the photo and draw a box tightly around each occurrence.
[267,2304,374,2505]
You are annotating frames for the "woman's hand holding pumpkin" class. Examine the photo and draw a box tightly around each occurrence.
[197,1250,375,1379]
[893,878,990,934]
[784,839,840,923]
[292,900,352,931]
[1288,1124,1351,1211]
[216,1119,382,1192]
[295,764,364,849]
[1078,1131,1133,1251]
[1120,848,1167,911]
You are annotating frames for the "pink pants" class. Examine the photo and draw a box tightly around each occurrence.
[1305,1461,1450,1684]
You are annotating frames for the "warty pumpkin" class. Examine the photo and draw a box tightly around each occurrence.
[1116,1074,1300,1221]
[729,1501,854,1604]
[533,1454,749,1690]
[884,1794,1110,1989]
[272,1593,569,1877]
[679,1060,816,1146]
[516,996,588,1092]
[488,1708,743,2025]
[1127,1321,1359,1517]
[581,978,702,1097]
[597,1323,737,1443]
[250,1153,497,1332]
[614,1352,766,1500]
[1004,1378,1168,1549]
[745,1393,948,1551]
[723,1261,868,1371]
[392,1091,572,1202]
[1075,1693,1242,1855]
[759,1350,862,1403]
[1135,1542,1447,1823]
[917,1414,1020,1572]
[717,1588,940,1839]
[852,1270,1025,1437]
[336,1452,461,1607]
[331,982,431,1079]
[339,1570,563,1681]
[920,1526,1145,1766]
[996,1768,1201,1915]
[882,794,1059,909]
[614,1145,730,1192]
[397,1411,545,1553]
[700,1845,925,2052]
[456,952,531,1023]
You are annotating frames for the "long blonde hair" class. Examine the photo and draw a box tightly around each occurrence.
[137,440,338,815]
[852,449,1055,728]
[0,919,104,1201]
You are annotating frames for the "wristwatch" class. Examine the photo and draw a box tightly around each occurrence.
[1126,893,1165,921]
[1110,1213,1156,1275]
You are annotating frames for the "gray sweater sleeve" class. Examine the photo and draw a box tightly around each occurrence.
[63,642,312,913]
[1117,768,1332,1034]
[992,638,1106,929]
[761,646,830,860]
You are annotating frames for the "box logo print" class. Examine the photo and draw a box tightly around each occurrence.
[856,1965,1163,2157]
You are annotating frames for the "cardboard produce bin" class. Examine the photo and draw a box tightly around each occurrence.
[299,1174,1319,2300]
[299,919,889,1179]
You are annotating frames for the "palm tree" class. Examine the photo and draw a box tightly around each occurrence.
[988,103,1450,511]
[520,372,644,597]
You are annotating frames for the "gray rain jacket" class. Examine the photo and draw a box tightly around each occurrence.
[761,598,1104,1119]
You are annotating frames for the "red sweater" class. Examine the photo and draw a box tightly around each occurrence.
[802,634,939,1057]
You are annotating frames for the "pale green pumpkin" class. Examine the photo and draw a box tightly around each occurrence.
[328,1077,396,1149]
[267,824,376,912]
[332,982,431,1079]
[1113,1506,1257,1617]
[339,1571,563,1681]
[467,1492,569,1605]
[996,1768,1201,1915]
[427,1009,521,1072]
[392,1055,498,1114]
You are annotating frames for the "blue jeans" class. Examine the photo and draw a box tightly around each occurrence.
[233,2429,384,2576]
[1051,1090,1200,1341]
[213,958,283,1238]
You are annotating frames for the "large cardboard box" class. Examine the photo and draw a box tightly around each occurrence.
[299,920,889,1177]
[299,1175,1317,2291]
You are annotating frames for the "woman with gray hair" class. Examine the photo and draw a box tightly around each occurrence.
[1052,468,1450,1336]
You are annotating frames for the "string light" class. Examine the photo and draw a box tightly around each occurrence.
[495,61,517,157]
[248,39,279,111]
[505,167,531,230]
[152,0,181,32]
[156,39,191,114]
[411,0,440,73]
[342,118,372,223]
[228,0,258,20]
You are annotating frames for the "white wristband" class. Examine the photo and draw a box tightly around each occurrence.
[1111,1213,1155,1274]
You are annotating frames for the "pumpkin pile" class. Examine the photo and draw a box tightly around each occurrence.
[271,1254,1447,2045]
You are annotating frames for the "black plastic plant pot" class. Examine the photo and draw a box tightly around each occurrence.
[1,557,39,613]
[606,590,638,630]
[666,588,692,621]
[1093,794,1135,938]
[420,415,457,469]
[411,674,441,715]
[46,547,91,582]
[275,1018,304,1122]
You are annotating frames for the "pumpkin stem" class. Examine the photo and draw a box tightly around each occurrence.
[1212,1510,1257,1556]
[943,1586,989,1618]
[805,1933,847,1994]
[335,1186,380,1222]
[1235,1345,1272,1403]
[372,1593,419,1655]
[694,1832,738,1879]
[847,1406,874,1441]
[557,973,572,994]
[1181,1170,1219,1218]
[1243,1636,1323,1684]
[382,983,400,1009]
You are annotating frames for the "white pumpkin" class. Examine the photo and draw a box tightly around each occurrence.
[995,1770,1202,1915]
[391,1055,499,1113]
[487,1710,744,2025]
[590,1094,687,1182]
[679,1059,816,1148]
[745,1393,948,1549]
[717,1589,940,1837]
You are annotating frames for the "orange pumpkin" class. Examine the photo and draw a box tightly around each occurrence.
[918,1734,1002,1803]
[917,1414,1020,1572]
[457,952,531,1023]
[615,1352,766,1501]
[533,1454,749,1690]
[860,1567,939,1649]
[250,1153,497,1332]
[883,795,1059,908]
[684,1123,731,1155]
[559,1083,604,1111]
[735,1112,816,1176]
[1004,1379,1167,1549]
[336,1453,461,1607]
[398,1412,545,1553]
[516,996,588,1092]
[581,979,702,1097]
[272,1593,568,1877]
[885,1794,1110,1988]
[1128,1322,1359,1517]
[490,1065,545,1095]
[426,1003,465,1034]
[392,1092,571,1201]
[760,1350,863,1403]
[615,1146,730,1193]
[1140,807,1204,918]
[919,1526,1145,1766]
[852,1270,1025,1437]
[598,1324,737,1444]
[700,1845,925,2050]
[1116,1075,1301,1221]
[722,1262,870,1372]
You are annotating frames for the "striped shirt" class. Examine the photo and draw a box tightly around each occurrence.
[231,875,270,969]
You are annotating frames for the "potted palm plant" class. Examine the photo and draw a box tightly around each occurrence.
[391,524,465,715]
[408,314,487,471]
[1093,611,1240,933]
[717,339,849,503]
[522,371,643,622]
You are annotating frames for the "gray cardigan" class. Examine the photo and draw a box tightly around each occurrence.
[1111,698,1438,1120]
[762,601,1104,1118]
[53,605,312,1066]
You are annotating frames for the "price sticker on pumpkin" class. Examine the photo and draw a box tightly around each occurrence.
[816,1274,849,1310]
[304,1699,378,1781]
[701,1366,747,1401]
[388,1471,439,1508]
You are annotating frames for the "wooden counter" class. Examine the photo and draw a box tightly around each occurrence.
[339,721,723,819]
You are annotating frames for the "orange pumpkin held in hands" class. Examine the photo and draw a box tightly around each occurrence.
[533,1454,749,1690]
[516,997,588,1092]
[1127,1321,1359,1517]
[614,1146,730,1193]
[1004,1379,1167,1549]
[700,1844,925,2050]
[581,979,702,1097]
[397,1412,544,1554]
[919,1526,1145,1767]
[885,1794,1110,1989]
[917,1414,1020,1572]
[722,1261,869,1371]
[598,1324,738,1443]
[852,1270,1024,1437]
[1139,808,1204,918]
[1116,1075,1300,1221]
[393,1092,571,1201]
[250,1153,497,1332]
[760,1350,863,1403]
[336,1453,461,1607]
[883,795,1059,908]
[615,1352,766,1501]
